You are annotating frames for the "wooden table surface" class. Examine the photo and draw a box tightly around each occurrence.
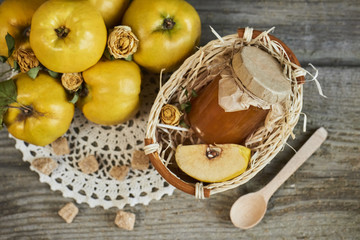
[1,0,359,239]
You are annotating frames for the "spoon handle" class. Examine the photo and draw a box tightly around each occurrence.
[259,127,328,201]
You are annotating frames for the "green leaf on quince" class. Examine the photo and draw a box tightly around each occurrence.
[48,69,59,78]
[69,91,79,104]
[0,79,17,105]
[125,55,133,61]
[5,33,15,57]
[103,48,115,61]
[27,66,41,79]
[0,79,17,128]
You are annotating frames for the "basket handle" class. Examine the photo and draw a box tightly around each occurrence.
[237,28,305,84]
[145,138,211,198]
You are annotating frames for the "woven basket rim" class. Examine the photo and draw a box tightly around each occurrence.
[145,27,304,198]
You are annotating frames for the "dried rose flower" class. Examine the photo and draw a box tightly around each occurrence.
[61,72,83,92]
[15,48,40,73]
[160,104,182,126]
[107,26,139,59]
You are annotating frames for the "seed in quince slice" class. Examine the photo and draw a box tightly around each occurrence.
[175,144,251,183]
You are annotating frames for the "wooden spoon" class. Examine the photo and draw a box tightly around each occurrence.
[230,127,328,229]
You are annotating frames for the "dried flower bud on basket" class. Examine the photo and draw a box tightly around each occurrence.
[160,104,182,126]
[145,27,308,198]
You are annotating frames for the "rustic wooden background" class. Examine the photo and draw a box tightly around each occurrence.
[0,0,359,239]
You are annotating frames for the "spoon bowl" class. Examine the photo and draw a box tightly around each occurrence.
[230,192,267,229]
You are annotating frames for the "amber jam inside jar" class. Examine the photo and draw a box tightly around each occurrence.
[187,76,269,145]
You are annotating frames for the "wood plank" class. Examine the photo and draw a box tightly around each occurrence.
[188,0,360,66]
[0,66,359,239]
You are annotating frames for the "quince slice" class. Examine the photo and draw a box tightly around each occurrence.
[175,144,251,183]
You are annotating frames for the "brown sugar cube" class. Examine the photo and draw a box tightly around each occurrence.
[51,137,70,155]
[114,210,136,230]
[109,166,129,181]
[31,158,58,175]
[58,202,79,223]
[78,155,99,174]
[131,150,149,170]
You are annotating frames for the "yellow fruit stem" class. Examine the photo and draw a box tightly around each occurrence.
[55,26,70,39]
[7,104,41,121]
[22,26,31,38]
[162,18,175,30]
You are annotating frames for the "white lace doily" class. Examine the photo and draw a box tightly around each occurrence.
[4,68,175,209]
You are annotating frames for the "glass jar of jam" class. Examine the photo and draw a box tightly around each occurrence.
[187,75,269,144]
[187,46,291,145]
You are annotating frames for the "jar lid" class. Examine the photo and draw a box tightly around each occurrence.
[232,46,291,104]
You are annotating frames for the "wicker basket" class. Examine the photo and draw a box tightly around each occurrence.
[145,27,305,198]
